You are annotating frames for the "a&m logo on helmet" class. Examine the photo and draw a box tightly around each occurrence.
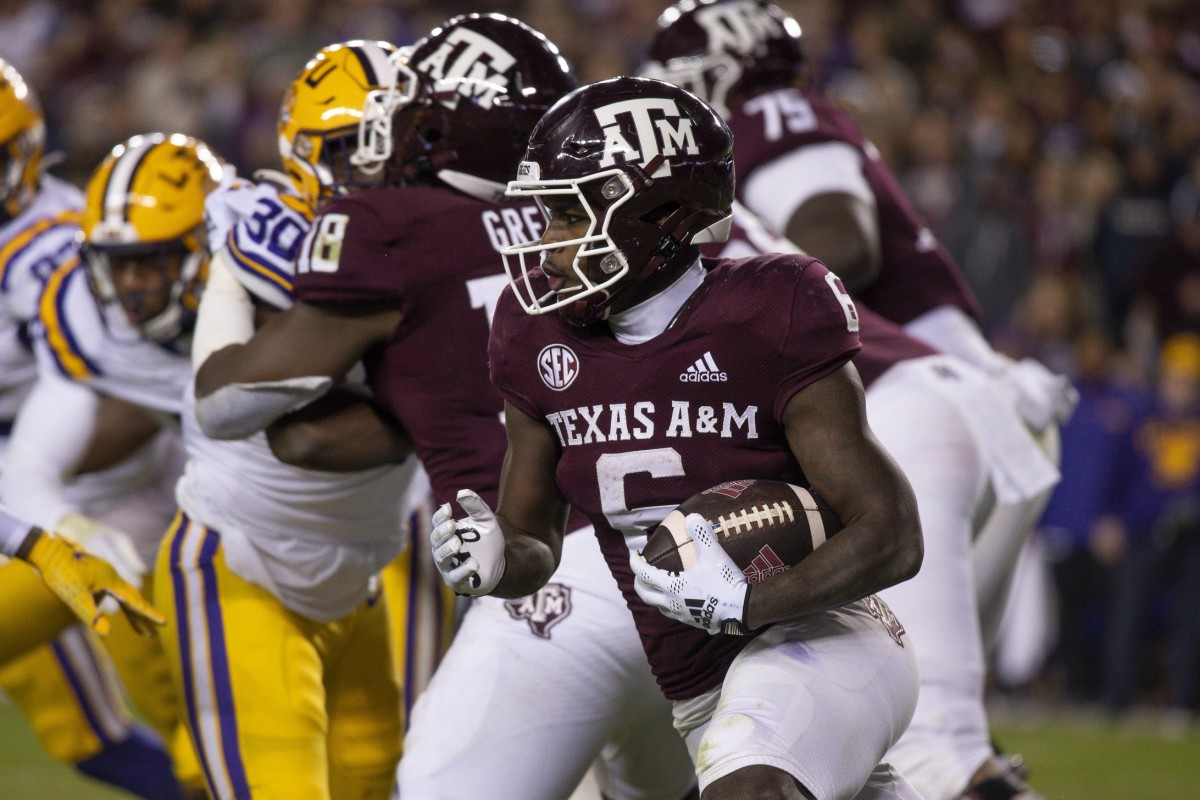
[695,0,788,56]
[593,98,699,176]
[415,27,516,109]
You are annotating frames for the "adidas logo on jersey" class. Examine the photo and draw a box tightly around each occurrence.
[743,544,789,584]
[680,351,727,382]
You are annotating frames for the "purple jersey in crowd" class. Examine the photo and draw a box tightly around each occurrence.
[727,86,981,326]
[293,185,547,509]
[489,253,860,700]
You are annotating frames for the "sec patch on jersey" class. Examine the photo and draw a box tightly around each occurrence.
[643,479,841,583]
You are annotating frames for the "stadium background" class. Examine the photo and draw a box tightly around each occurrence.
[3,0,1200,797]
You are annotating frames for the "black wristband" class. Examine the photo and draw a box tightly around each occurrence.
[719,583,754,636]
[15,526,45,561]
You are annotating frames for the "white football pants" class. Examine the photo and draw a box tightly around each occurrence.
[868,356,1058,800]
[396,526,696,800]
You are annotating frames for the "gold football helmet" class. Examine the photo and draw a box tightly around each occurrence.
[0,58,46,220]
[81,132,225,342]
[278,39,409,209]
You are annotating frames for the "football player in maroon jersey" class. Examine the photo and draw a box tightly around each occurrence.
[193,15,699,800]
[440,75,926,800]
[707,208,1058,800]
[642,4,1065,798]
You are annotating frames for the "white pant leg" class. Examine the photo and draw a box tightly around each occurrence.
[991,535,1058,686]
[868,361,994,800]
[397,527,694,800]
[678,601,919,800]
[852,763,927,800]
[973,424,1060,653]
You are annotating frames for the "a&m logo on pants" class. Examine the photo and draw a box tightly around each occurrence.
[505,583,573,639]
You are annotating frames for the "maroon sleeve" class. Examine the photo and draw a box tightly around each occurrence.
[773,258,861,420]
[488,285,544,422]
[852,305,940,389]
[730,89,983,326]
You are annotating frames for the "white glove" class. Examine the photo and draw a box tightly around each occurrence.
[631,513,751,635]
[430,489,507,596]
[998,357,1079,433]
[56,512,146,588]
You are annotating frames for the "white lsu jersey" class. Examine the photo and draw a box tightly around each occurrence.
[0,175,83,420]
[177,381,409,622]
[33,256,190,417]
[4,246,189,562]
[182,179,408,622]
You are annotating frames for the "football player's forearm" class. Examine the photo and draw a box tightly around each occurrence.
[490,514,559,598]
[774,366,923,626]
[192,247,255,376]
[0,375,99,526]
[194,342,249,397]
[1,439,78,530]
[743,509,922,629]
[267,389,413,471]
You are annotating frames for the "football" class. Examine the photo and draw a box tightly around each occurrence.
[643,479,841,584]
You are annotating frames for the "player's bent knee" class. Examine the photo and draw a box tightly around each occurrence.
[702,765,814,800]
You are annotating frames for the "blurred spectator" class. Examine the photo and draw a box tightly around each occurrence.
[995,270,1095,379]
[1038,323,1147,703]
[1092,137,1173,339]
[899,104,962,230]
[1099,334,1200,725]
[1131,154,1200,356]
[942,165,1033,332]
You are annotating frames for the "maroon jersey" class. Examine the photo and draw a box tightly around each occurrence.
[727,86,981,326]
[489,253,860,699]
[293,185,549,508]
[707,208,938,389]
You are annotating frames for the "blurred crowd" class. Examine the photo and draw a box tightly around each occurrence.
[4,0,1200,723]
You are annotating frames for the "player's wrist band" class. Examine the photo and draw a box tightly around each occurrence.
[15,526,45,560]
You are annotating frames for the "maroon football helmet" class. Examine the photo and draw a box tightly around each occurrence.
[641,0,803,117]
[391,13,577,198]
[502,76,734,327]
